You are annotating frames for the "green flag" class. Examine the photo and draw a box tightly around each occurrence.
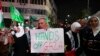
[0,1,4,29]
[10,4,24,23]
[45,16,50,26]
[45,16,50,23]
[29,16,37,28]
[30,16,37,21]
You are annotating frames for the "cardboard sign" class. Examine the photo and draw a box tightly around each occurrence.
[30,28,64,53]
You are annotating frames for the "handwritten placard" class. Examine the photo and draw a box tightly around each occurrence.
[30,28,64,53]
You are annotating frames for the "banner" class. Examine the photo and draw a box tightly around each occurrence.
[30,28,64,53]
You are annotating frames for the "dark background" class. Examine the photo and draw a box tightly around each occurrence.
[54,0,100,21]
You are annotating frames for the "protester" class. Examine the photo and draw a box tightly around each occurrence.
[77,19,87,28]
[37,18,48,29]
[31,18,61,56]
[33,18,50,56]
[65,22,81,56]
[0,28,9,56]
[81,16,100,56]
[77,18,87,56]
[24,24,31,56]
[11,22,29,56]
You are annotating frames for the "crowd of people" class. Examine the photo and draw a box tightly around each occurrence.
[0,16,100,56]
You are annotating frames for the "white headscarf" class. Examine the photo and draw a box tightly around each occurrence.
[71,22,81,32]
[11,23,25,38]
[15,26,24,38]
[90,16,100,36]
[66,22,81,50]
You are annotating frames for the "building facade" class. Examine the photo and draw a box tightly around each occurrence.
[1,0,57,27]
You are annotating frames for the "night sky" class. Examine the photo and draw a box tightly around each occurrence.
[54,0,100,21]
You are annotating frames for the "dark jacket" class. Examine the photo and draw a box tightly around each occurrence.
[13,34,29,56]
[65,31,80,51]
[80,26,100,56]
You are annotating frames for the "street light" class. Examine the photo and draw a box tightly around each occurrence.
[87,0,90,10]
[65,14,71,23]
[67,14,70,17]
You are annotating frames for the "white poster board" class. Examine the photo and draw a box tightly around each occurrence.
[30,28,64,53]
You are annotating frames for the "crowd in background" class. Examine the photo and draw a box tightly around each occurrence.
[0,16,100,56]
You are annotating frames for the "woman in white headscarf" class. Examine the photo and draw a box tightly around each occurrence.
[82,16,100,56]
[11,23,29,56]
[65,22,81,56]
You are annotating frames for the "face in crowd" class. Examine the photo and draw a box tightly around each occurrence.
[88,17,99,28]
[13,26,20,32]
[38,18,48,29]
[79,19,87,28]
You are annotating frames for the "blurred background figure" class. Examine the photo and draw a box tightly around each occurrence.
[0,28,9,56]
[77,19,87,28]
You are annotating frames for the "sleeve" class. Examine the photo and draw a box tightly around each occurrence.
[64,33,71,51]
[23,34,29,50]
[79,27,89,48]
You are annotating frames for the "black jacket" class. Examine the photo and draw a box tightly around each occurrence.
[80,26,100,51]
[13,34,29,56]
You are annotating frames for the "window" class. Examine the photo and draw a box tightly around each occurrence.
[17,8,30,14]
[31,9,34,14]
[17,0,19,2]
[17,0,28,3]
[14,8,46,15]
[30,0,44,5]
[40,0,43,5]
[2,0,5,1]
[37,0,44,5]
[4,0,7,1]
[4,19,12,28]
[43,0,46,5]
[30,0,34,4]
[38,0,43,5]
[17,8,22,13]
[34,0,37,4]
[38,0,40,4]
[33,9,46,15]
[37,9,41,14]
[2,0,14,2]
[23,8,29,14]
[39,10,42,14]
[4,7,8,12]
[8,0,14,2]
[22,8,25,13]
[2,7,5,12]
[30,0,37,4]
[43,10,46,15]
[2,7,10,12]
